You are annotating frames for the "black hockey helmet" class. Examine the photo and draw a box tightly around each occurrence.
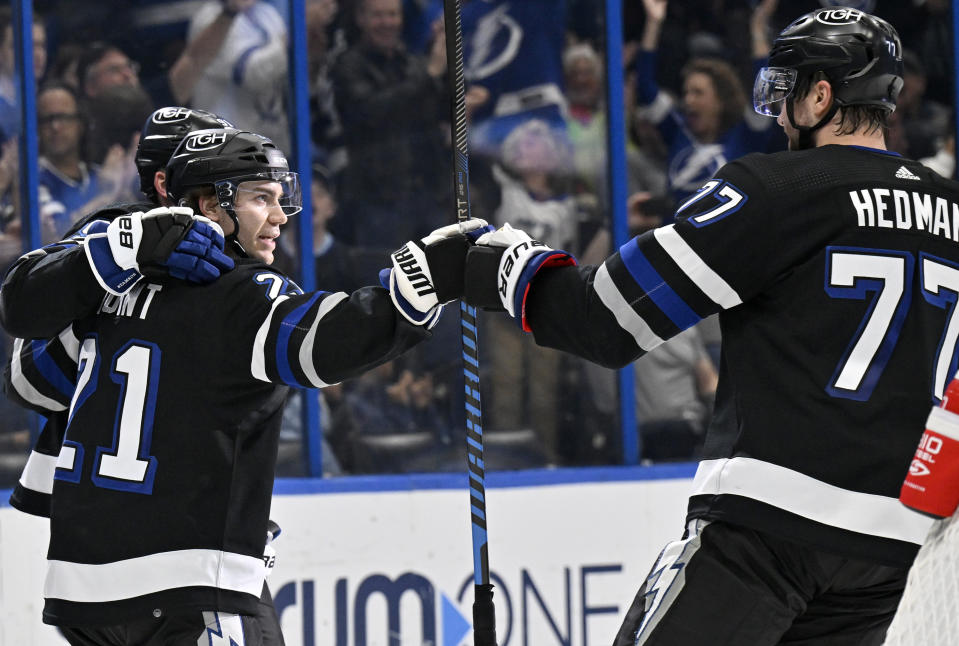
[135,107,234,201]
[754,7,903,116]
[165,128,302,255]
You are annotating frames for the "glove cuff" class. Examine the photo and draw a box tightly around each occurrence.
[513,249,576,332]
[84,233,143,296]
[497,239,576,328]
[387,268,443,328]
[106,214,142,270]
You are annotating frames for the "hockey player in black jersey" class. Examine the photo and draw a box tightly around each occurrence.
[6,106,316,646]
[1,107,290,644]
[4,106,235,517]
[464,7,948,645]
[0,126,486,644]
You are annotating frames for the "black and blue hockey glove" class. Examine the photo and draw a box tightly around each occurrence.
[464,223,576,331]
[380,219,493,327]
[84,207,234,295]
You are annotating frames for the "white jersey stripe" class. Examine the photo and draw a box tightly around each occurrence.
[654,226,742,309]
[10,338,67,412]
[691,457,934,545]
[44,549,265,603]
[299,292,349,387]
[251,295,290,382]
[594,262,664,351]
[57,325,80,361]
[19,450,58,494]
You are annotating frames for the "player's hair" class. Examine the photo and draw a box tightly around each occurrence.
[792,71,887,136]
[177,185,216,214]
[680,58,747,136]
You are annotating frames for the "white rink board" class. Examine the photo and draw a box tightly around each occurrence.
[0,465,695,646]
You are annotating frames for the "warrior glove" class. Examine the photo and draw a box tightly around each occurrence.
[901,375,959,518]
[464,223,576,332]
[381,219,493,328]
[85,206,234,295]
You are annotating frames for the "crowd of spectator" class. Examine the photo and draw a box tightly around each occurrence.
[0,0,955,482]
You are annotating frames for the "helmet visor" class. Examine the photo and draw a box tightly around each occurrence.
[217,171,303,216]
[753,67,798,116]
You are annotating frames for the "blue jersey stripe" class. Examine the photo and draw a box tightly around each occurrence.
[274,292,323,386]
[31,340,75,399]
[619,238,701,330]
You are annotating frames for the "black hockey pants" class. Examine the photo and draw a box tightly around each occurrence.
[613,519,910,646]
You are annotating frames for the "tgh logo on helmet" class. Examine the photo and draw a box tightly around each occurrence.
[185,131,228,152]
[816,9,865,25]
[152,107,193,124]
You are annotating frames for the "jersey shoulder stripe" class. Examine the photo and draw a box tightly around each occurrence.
[604,250,684,342]
[272,292,325,386]
[28,338,75,400]
[6,325,80,412]
[7,339,68,412]
[592,262,665,352]
[619,237,701,330]
[652,226,742,309]
[296,291,349,388]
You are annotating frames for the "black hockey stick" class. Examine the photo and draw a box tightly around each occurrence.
[442,1,497,645]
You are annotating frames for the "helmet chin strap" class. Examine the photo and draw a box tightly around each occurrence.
[785,96,840,151]
[215,181,250,258]
[224,207,249,258]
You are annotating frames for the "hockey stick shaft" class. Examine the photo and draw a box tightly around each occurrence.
[442,1,497,645]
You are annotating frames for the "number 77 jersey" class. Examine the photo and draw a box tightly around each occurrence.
[525,144,958,565]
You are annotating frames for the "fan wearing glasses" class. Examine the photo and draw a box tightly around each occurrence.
[36,82,140,240]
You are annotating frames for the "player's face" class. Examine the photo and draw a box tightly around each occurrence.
[233,180,289,264]
[776,79,837,151]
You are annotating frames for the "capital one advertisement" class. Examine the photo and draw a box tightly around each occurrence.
[0,466,696,646]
